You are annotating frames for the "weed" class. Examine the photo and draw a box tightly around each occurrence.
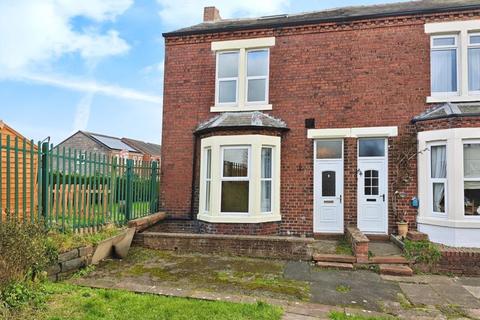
[335,285,351,293]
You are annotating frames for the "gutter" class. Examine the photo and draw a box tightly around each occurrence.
[194,125,290,136]
[163,4,480,38]
[411,113,480,124]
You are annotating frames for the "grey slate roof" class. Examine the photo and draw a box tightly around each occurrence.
[121,138,161,157]
[195,111,288,133]
[164,0,480,37]
[412,102,480,122]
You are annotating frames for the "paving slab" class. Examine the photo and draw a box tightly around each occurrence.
[399,283,446,306]
[463,286,480,299]
[430,283,480,308]
[457,277,480,287]
[369,241,403,256]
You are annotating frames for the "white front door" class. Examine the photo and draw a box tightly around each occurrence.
[314,140,344,233]
[357,139,388,234]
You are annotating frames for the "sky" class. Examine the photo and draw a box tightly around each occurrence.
[0,0,408,145]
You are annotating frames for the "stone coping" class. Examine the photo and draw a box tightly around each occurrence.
[141,231,316,243]
[127,212,166,232]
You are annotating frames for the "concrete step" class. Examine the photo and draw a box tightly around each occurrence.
[370,256,409,265]
[312,254,356,264]
[379,264,413,277]
[316,261,354,270]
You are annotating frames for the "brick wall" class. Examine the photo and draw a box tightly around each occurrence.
[161,10,480,236]
[416,246,480,276]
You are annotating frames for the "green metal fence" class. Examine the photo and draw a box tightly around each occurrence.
[0,135,160,232]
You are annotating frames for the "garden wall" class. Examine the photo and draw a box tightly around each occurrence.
[47,246,94,281]
[416,247,480,276]
[134,232,315,260]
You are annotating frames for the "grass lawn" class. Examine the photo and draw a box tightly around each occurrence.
[20,282,283,320]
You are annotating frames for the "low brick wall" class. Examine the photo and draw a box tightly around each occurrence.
[47,246,94,281]
[134,232,315,260]
[346,227,370,264]
[417,246,480,276]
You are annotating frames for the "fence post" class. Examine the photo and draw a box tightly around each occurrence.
[150,161,158,214]
[125,159,133,221]
[41,142,49,222]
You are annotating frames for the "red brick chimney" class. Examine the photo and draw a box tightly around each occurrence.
[203,6,221,22]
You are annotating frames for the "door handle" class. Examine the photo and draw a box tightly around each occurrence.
[339,195,342,203]
[381,194,385,202]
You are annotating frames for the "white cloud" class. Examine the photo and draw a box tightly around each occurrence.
[157,0,290,28]
[0,0,132,73]
[72,92,95,133]
[19,73,163,104]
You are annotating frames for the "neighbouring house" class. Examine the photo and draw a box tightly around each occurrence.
[121,138,162,163]
[160,0,480,247]
[0,120,38,220]
[56,131,161,164]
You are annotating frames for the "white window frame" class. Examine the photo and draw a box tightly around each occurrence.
[211,37,275,112]
[215,50,239,106]
[204,148,212,213]
[468,33,480,95]
[246,48,270,105]
[428,142,448,217]
[260,146,274,214]
[198,135,281,223]
[463,140,480,218]
[220,146,251,215]
[426,20,480,103]
[430,34,460,97]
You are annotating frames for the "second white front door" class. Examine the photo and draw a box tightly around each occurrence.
[357,138,388,234]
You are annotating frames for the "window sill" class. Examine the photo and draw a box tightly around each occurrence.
[210,104,272,113]
[418,216,480,228]
[197,213,281,223]
[427,95,480,103]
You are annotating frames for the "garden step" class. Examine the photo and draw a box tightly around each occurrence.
[312,254,356,264]
[379,264,413,277]
[370,256,409,265]
[316,261,354,270]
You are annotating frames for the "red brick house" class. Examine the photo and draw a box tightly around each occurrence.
[161,0,480,247]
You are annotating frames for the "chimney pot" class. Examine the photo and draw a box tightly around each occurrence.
[203,6,221,22]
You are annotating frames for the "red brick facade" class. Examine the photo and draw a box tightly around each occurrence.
[161,8,480,236]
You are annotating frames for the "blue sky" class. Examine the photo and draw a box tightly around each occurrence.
[0,0,407,145]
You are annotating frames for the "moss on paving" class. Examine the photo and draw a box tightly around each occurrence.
[16,282,282,320]
[90,247,310,301]
[335,238,354,256]
[329,311,394,320]
[335,285,351,293]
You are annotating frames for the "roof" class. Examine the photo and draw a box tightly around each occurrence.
[412,102,480,123]
[0,119,38,148]
[81,131,139,152]
[121,138,161,157]
[195,111,288,134]
[164,0,480,37]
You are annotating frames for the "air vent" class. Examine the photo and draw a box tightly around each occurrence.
[259,14,288,20]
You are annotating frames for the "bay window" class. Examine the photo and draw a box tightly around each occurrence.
[464,142,480,216]
[198,135,280,223]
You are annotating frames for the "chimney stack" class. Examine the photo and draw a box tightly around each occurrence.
[203,6,221,22]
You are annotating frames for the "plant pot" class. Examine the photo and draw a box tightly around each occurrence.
[397,222,409,238]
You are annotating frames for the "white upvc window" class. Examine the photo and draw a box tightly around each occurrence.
[430,35,459,96]
[198,135,281,223]
[246,49,269,104]
[426,20,480,103]
[211,37,275,112]
[468,33,480,94]
[204,148,212,213]
[464,141,480,216]
[220,146,250,214]
[429,143,447,215]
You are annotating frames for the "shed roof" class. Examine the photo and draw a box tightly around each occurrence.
[164,0,480,37]
[121,138,161,157]
[195,111,288,134]
[412,102,480,123]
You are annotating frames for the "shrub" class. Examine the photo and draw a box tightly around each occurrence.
[404,239,441,265]
[0,222,58,289]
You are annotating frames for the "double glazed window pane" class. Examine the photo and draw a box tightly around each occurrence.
[431,49,457,93]
[218,81,237,103]
[221,181,249,213]
[431,145,447,178]
[204,149,211,212]
[247,50,268,103]
[359,139,385,157]
[469,47,480,92]
[322,171,336,197]
[364,170,379,196]
[261,148,272,212]
[223,148,248,177]
[316,141,342,159]
[433,183,446,213]
[218,52,239,103]
[248,79,267,102]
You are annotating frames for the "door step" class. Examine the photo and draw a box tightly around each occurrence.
[312,254,356,264]
[379,264,413,277]
[370,256,409,265]
[316,261,354,270]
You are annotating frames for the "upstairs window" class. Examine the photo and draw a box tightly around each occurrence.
[431,35,458,95]
[211,37,275,112]
[216,51,239,105]
[469,34,480,93]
